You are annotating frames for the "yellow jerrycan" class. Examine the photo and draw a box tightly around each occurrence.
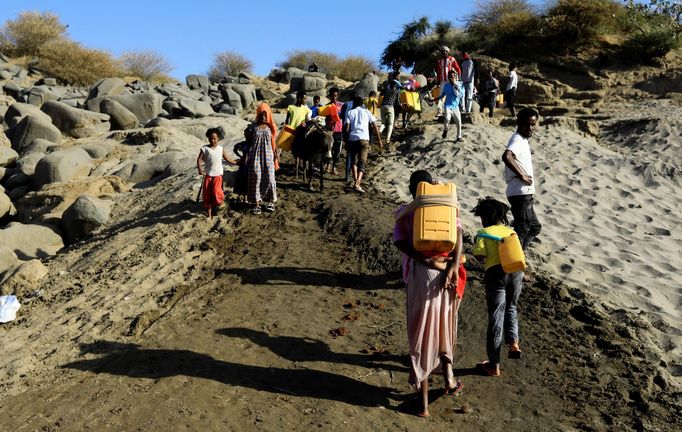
[478,231,527,273]
[276,125,296,152]
[413,182,457,256]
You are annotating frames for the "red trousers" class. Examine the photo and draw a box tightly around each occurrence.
[202,175,224,209]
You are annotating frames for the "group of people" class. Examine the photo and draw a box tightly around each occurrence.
[393,107,542,417]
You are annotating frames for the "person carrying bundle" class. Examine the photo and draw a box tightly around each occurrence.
[393,170,466,418]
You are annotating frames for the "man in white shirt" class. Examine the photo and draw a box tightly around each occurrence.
[506,63,518,117]
[502,108,541,250]
[343,96,383,193]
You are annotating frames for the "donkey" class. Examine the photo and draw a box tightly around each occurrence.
[292,117,333,191]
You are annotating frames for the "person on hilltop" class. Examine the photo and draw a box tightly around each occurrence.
[322,87,345,175]
[472,197,524,377]
[393,170,466,418]
[502,107,542,251]
[459,50,478,113]
[343,95,383,194]
[434,46,461,119]
[308,62,319,73]
[379,72,402,145]
[196,128,239,219]
[247,110,278,215]
[435,70,464,141]
[479,70,500,118]
[505,62,518,117]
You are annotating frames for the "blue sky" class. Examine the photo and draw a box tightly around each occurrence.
[1,0,544,79]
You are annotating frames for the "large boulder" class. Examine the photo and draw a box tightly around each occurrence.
[100,98,138,130]
[155,83,205,100]
[4,102,53,128]
[256,87,284,101]
[0,259,49,296]
[0,222,64,260]
[352,72,380,99]
[113,151,194,183]
[18,138,59,156]
[77,140,115,160]
[0,244,20,277]
[302,73,327,92]
[186,74,210,93]
[41,101,111,138]
[27,86,58,106]
[176,98,215,118]
[283,67,305,84]
[16,152,44,176]
[3,81,23,99]
[98,93,162,124]
[220,86,243,110]
[223,84,256,109]
[34,147,94,188]
[0,191,13,219]
[8,115,62,153]
[87,77,127,101]
[61,195,111,244]
[0,147,18,167]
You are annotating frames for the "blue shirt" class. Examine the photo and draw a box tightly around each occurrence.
[311,105,320,118]
[340,100,353,121]
[441,82,463,109]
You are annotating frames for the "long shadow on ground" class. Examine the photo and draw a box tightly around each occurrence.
[63,341,398,408]
[217,328,409,372]
[218,267,403,290]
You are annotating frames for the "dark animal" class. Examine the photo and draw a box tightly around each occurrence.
[291,119,333,191]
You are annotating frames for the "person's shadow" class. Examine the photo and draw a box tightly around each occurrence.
[63,341,398,408]
[218,267,402,290]
[217,327,409,372]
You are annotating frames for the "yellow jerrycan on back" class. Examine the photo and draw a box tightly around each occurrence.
[413,182,457,256]
[499,232,526,273]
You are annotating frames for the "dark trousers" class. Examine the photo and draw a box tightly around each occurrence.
[506,87,516,116]
[484,265,523,365]
[508,194,542,250]
[331,132,343,170]
[479,93,496,117]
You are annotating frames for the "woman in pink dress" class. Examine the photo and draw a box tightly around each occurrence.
[393,169,466,417]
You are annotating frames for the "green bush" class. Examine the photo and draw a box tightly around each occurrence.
[544,0,624,47]
[623,28,681,62]
[36,39,122,86]
[0,11,67,57]
[208,51,253,81]
[465,0,541,51]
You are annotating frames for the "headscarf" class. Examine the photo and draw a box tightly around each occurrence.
[256,102,279,170]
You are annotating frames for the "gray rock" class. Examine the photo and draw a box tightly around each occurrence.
[9,115,62,153]
[87,77,127,101]
[4,172,32,189]
[223,84,256,109]
[100,98,138,130]
[34,147,94,188]
[283,67,305,84]
[113,151,192,183]
[42,78,58,86]
[16,152,44,176]
[214,103,237,115]
[154,83,204,100]
[0,192,13,220]
[78,141,114,159]
[0,222,64,260]
[41,101,111,138]
[19,138,59,156]
[0,258,48,297]
[220,86,243,110]
[144,117,170,128]
[98,93,162,124]
[27,86,59,106]
[0,147,18,167]
[239,71,257,82]
[0,244,19,276]
[257,87,283,101]
[302,74,327,92]
[0,70,12,80]
[177,98,215,118]
[186,74,210,93]
[14,69,28,80]
[61,195,111,244]
[162,100,180,113]
[5,102,53,128]
[57,98,84,108]
[352,72,380,99]
[7,184,32,201]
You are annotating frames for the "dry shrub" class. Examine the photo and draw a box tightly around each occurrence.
[466,0,540,49]
[119,50,172,81]
[334,55,377,81]
[36,39,121,86]
[278,50,339,75]
[208,51,253,82]
[544,0,624,47]
[0,11,67,57]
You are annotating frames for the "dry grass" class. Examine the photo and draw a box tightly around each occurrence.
[119,50,172,81]
[208,51,253,82]
[36,39,122,86]
[0,11,67,57]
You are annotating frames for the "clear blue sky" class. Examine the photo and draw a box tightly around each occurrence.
[0,0,544,80]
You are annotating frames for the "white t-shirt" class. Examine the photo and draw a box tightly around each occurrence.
[344,107,377,141]
[504,132,535,197]
[201,145,224,177]
[507,70,518,90]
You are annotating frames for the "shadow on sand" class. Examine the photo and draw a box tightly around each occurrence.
[217,267,403,290]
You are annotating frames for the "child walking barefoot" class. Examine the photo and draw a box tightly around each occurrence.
[196,128,238,219]
[472,197,524,376]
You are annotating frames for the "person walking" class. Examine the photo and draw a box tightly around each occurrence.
[393,170,466,417]
[479,71,500,118]
[343,96,383,193]
[505,63,518,117]
[380,72,402,145]
[435,70,464,141]
[196,128,238,219]
[502,108,542,250]
[434,46,461,118]
[247,110,278,215]
[459,51,478,113]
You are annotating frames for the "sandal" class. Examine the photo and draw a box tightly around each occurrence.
[353,185,366,194]
[476,361,501,377]
[445,378,464,396]
[264,203,275,212]
[251,206,261,215]
[508,341,522,359]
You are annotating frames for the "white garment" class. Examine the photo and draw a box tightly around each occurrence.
[344,107,377,141]
[444,107,462,139]
[507,70,518,90]
[201,145,225,177]
[504,132,535,197]
[461,81,475,112]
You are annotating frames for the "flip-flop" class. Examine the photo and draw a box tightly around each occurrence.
[445,379,464,396]
[476,361,501,377]
[508,348,522,359]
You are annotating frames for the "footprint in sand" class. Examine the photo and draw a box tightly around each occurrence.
[560,263,573,273]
